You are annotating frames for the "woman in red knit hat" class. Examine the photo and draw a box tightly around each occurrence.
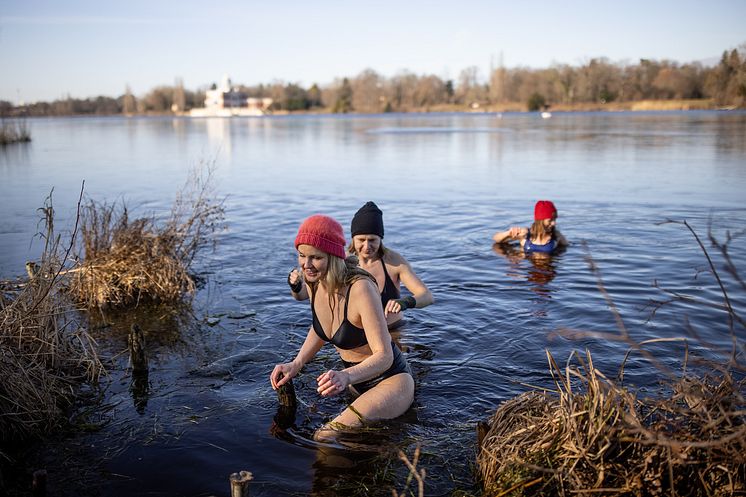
[288,201,433,329]
[271,214,414,441]
[492,200,568,254]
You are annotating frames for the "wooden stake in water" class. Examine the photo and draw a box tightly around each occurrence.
[32,469,47,497]
[229,470,253,497]
[128,324,148,374]
[277,373,296,407]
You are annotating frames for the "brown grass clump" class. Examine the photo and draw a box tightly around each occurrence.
[478,351,745,496]
[68,162,224,309]
[0,193,102,445]
[0,118,31,145]
[478,224,746,496]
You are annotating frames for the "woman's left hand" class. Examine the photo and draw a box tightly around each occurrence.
[316,369,350,397]
[384,299,403,317]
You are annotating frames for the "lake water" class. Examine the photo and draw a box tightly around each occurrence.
[1,111,745,496]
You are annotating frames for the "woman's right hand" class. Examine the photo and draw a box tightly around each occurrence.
[508,226,524,238]
[270,361,300,390]
[287,268,303,293]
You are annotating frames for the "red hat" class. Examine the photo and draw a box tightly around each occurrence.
[294,214,346,259]
[534,200,557,221]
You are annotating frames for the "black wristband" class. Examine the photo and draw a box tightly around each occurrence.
[288,271,302,293]
[399,296,416,310]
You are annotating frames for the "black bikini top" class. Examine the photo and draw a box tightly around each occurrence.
[310,285,368,350]
[379,259,400,307]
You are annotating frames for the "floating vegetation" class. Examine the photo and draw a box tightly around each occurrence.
[0,193,101,447]
[68,162,224,310]
[478,225,746,496]
[0,118,31,145]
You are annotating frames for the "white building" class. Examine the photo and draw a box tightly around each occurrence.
[190,75,273,117]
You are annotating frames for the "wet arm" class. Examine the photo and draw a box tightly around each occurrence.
[343,280,393,384]
[555,229,568,247]
[397,260,433,308]
[493,226,527,244]
[271,326,324,388]
[292,326,324,368]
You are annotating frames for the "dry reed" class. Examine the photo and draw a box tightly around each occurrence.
[0,191,102,447]
[478,224,746,496]
[67,162,224,309]
[0,119,31,145]
[392,445,426,497]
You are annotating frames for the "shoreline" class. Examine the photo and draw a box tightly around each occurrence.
[9,99,744,119]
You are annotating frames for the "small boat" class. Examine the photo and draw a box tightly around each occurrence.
[541,111,552,119]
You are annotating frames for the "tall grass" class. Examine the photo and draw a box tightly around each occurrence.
[0,192,102,447]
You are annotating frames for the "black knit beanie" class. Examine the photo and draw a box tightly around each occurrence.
[351,201,384,238]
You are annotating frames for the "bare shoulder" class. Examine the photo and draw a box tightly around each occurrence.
[348,278,382,319]
[383,247,408,267]
[349,277,379,298]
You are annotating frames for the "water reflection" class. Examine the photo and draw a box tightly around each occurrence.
[492,242,559,300]
[205,118,232,158]
[130,368,150,414]
[0,138,31,165]
[310,446,389,497]
[3,112,746,496]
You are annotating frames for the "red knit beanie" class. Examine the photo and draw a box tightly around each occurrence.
[294,214,346,259]
[534,200,557,221]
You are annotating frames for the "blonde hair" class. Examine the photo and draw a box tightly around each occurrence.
[529,219,552,241]
[307,254,376,315]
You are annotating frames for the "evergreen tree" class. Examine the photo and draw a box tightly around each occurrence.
[333,78,353,113]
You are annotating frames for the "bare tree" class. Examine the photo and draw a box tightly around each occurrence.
[352,69,384,113]
[456,66,485,105]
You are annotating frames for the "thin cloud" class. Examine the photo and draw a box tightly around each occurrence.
[0,15,199,26]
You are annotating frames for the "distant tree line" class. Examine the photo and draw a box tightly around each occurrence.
[2,45,744,117]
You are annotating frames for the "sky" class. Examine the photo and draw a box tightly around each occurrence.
[1,0,745,103]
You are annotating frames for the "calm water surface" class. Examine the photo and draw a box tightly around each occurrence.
[1,112,745,496]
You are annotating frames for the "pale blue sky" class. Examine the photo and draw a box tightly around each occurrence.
[1,0,744,103]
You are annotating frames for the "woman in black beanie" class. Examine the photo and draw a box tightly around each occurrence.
[287,201,434,328]
[347,201,433,329]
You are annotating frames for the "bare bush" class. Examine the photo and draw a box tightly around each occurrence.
[68,162,224,309]
[0,192,102,446]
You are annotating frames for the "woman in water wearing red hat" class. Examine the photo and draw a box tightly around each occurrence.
[288,201,433,329]
[271,215,414,441]
[492,200,568,254]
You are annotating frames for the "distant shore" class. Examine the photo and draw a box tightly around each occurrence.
[145,98,740,117]
[209,99,732,116]
[9,98,741,120]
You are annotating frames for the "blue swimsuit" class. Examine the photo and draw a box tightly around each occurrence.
[524,232,558,254]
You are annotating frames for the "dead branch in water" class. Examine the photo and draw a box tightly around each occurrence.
[392,445,426,497]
